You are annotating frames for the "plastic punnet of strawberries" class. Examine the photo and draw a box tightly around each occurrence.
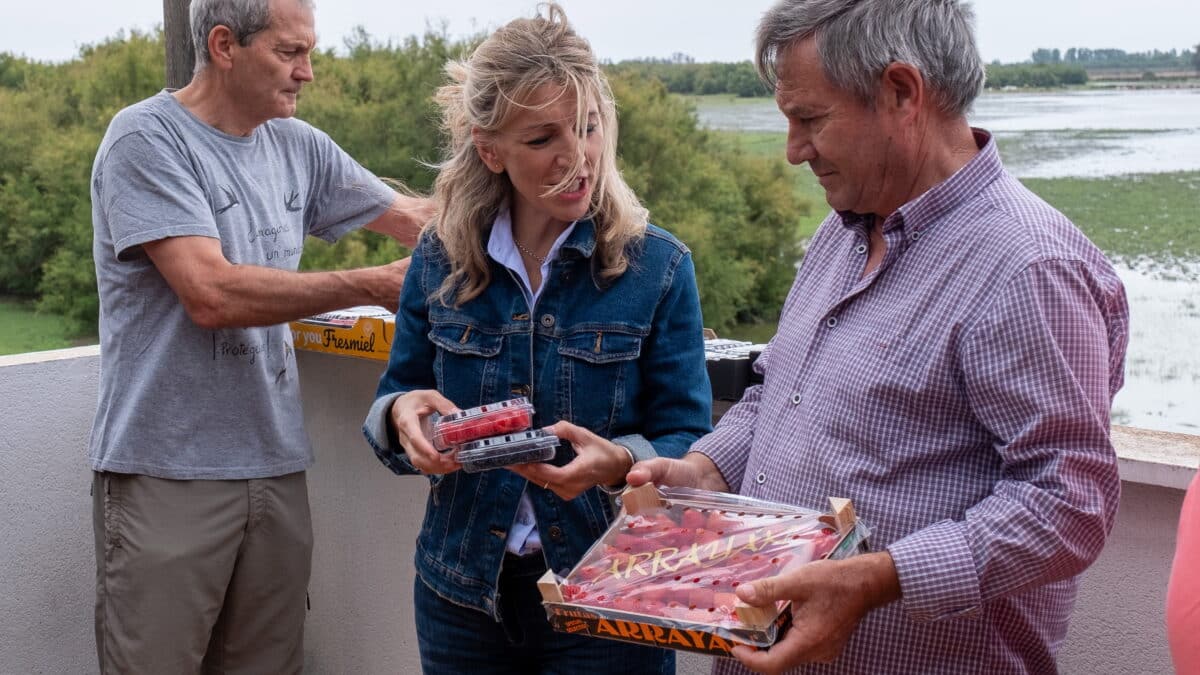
[431,397,535,451]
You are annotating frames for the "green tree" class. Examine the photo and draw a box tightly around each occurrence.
[1,28,808,336]
[610,74,804,327]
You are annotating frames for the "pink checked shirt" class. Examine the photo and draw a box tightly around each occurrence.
[694,130,1129,674]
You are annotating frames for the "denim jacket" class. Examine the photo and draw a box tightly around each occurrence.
[362,219,712,618]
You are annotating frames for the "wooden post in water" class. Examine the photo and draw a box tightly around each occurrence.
[163,0,194,89]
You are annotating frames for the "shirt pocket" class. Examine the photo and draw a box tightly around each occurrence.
[428,321,505,408]
[555,327,644,436]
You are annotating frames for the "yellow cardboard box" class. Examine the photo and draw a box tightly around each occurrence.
[290,306,394,362]
[292,310,764,372]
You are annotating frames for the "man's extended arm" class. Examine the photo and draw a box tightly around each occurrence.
[142,235,409,329]
[362,193,435,248]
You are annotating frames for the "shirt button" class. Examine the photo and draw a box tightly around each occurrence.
[911,231,922,241]
[826,317,838,328]
[791,393,802,405]
[540,314,556,328]
[547,525,564,542]
[755,472,767,485]
[854,244,867,255]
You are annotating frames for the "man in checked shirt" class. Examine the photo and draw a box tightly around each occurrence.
[625,0,1130,672]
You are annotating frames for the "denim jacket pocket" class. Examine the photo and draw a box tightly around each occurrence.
[429,322,504,357]
[428,321,505,407]
[557,329,642,363]
[556,328,644,435]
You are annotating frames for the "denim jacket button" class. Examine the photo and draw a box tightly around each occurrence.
[540,314,556,328]
[547,525,564,541]
[510,384,531,397]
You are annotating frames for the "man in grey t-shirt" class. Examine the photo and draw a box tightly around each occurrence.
[88,0,431,671]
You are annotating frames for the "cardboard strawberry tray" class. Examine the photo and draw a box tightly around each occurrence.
[538,484,870,656]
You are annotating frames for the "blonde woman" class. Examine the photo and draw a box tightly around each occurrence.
[362,4,710,672]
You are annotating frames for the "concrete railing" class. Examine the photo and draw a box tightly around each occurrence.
[1,347,1195,674]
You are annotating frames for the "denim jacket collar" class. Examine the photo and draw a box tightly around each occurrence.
[559,218,598,259]
[556,218,609,290]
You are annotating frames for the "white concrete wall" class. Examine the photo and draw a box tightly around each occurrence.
[0,348,100,675]
[297,352,425,673]
[1059,481,1184,672]
[0,348,1190,674]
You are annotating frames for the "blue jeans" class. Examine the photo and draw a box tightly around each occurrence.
[414,552,675,675]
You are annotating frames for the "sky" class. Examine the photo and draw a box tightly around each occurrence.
[1,0,1197,65]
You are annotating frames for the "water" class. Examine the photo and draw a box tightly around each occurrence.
[696,89,1200,435]
[970,89,1200,178]
[1115,262,1200,433]
[695,89,1200,178]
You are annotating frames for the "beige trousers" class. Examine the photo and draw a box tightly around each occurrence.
[93,471,313,675]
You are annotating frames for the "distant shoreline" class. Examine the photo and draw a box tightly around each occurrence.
[687,79,1200,104]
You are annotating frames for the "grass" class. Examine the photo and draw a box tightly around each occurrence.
[687,94,772,107]
[0,298,92,356]
[992,129,1169,172]
[690,101,1200,340]
[1021,171,1200,263]
[709,167,1200,344]
[6,93,1197,354]
[702,124,1200,265]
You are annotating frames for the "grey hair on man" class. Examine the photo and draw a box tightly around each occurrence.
[755,0,985,116]
[190,0,315,72]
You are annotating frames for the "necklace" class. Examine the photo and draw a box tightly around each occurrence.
[515,238,547,264]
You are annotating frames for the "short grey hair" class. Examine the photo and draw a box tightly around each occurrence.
[755,0,985,116]
[190,0,314,72]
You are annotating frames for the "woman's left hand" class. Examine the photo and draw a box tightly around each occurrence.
[506,421,634,500]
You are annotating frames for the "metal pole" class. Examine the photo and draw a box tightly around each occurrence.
[163,0,194,89]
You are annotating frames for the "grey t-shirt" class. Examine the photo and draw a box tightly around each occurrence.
[89,90,394,479]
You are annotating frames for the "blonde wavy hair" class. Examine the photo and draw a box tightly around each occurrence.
[431,2,648,306]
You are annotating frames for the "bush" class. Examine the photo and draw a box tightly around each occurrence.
[984,63,1089,89]
[1,29,807,335]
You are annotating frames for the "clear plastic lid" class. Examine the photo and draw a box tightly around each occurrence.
[557,489,861,636]
[457,429,559,473]
[431,397,534,451]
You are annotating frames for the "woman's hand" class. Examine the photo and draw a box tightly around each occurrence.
[388,390,462,475]
[507,421,634,500]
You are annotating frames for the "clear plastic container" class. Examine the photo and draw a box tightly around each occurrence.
[457,429,559,473]
[431,397,535,451]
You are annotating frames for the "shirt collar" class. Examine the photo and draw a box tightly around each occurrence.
[838,128,1003,236]
[485,206,581,270]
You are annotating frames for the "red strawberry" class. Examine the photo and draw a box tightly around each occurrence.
[680,508,707,530]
